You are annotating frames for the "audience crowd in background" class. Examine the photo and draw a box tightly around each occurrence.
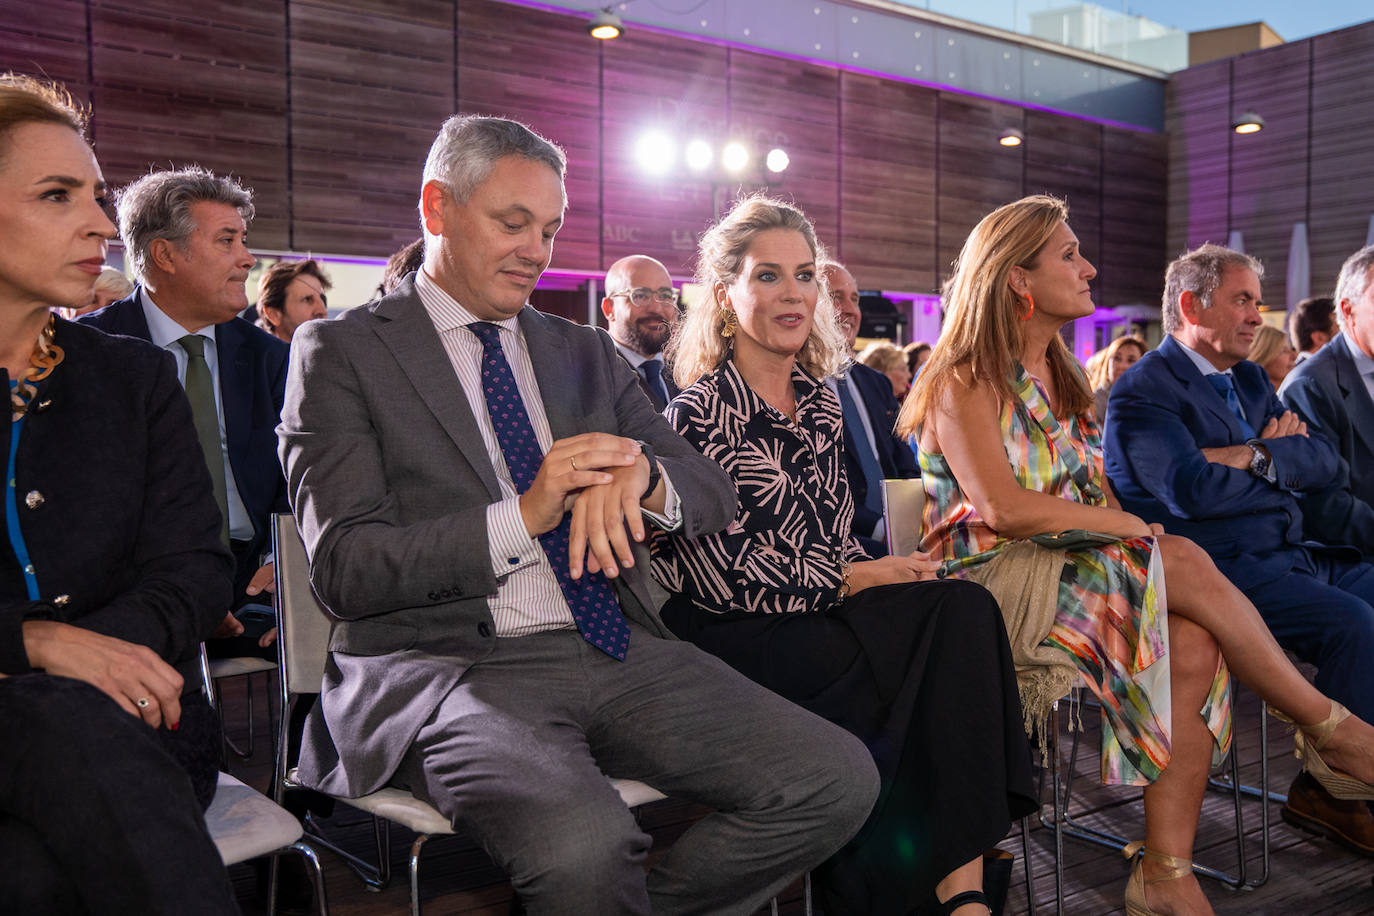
[7,67,1374,916]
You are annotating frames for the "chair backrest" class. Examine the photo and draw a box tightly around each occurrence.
[882,478,926,557]
[272,513,333,696]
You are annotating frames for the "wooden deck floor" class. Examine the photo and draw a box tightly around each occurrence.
[217,672,1374,915]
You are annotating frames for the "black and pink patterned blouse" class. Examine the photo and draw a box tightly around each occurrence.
[651,358,869,615]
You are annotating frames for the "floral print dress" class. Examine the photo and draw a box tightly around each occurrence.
[919,367,1232,785]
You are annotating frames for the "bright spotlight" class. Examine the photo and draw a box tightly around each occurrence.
[587,9,624,40]
[635,132,675,175]
[765,148,790,173]
[999,128,1023,147]
[721,142,749,173]
[685,139,713,171]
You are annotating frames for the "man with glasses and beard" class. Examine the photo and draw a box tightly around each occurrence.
[601,255,680,411]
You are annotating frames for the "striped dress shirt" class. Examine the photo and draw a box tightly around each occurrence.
[414,270,678,637]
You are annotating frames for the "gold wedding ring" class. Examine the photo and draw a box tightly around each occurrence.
[570,456,580,472]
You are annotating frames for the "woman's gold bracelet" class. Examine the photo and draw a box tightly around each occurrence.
[836,560,853,602]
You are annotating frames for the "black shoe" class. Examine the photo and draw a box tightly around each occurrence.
[982,849,1012,916]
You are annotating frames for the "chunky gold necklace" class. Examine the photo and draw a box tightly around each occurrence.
[10,313,65,421]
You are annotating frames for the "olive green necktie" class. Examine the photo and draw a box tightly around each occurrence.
[179,334,230,546]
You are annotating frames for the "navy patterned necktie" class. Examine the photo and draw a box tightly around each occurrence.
[640,358,669,412]
[467,322,630,660]
[1205,372,1257,439]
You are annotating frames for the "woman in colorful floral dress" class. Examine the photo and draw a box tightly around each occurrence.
[897,194,1374,916]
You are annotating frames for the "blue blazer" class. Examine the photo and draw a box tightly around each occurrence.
[1104,335,1344,589]
[842,362,920,541]
[80,292,290,590]
[1280,333,1374,555]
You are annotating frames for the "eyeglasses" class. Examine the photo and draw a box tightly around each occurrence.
[608,287,679,307]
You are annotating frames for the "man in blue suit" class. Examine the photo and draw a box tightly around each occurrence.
[1280,245,1374,557]
[83,168,289,629]
[823,262,920,556]
[1105,243,1374,854]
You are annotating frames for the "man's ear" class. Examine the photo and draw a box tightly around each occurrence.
[148,237,178,275]
[420,181,448,237]
[600,297,615,321]
[1178,289,1202,325]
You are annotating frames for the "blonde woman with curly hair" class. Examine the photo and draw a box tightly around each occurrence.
[898,194,1374,915]
[1247,323,1296,390]
[655,195,1035,916]
[1088,334,1147,424]
[857,340,913,399]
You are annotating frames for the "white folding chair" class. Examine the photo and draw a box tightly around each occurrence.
[269,513,669,916]
[205,770,328,916]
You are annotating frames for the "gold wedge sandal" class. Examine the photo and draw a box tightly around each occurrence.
[1122,842,1193,916]
[1272,701,1374,801]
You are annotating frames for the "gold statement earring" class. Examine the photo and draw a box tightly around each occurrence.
[721,309,738,339]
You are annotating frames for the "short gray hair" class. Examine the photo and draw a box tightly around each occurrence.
[1334,245,1374,334]
[1161,243,1263,334]
[116,167,254,282]
[421,115,566,206]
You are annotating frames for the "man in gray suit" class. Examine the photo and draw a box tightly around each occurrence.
[279,115,877,913]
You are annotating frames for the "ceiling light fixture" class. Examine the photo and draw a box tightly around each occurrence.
[999,128,1024,148]
[587,8,624,40]
[1232,112,1265,135]
[765,148,790,173]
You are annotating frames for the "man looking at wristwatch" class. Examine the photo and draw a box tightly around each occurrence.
[1104,243,1374,854]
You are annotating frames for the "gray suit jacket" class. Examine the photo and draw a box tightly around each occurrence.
[278,278,737,796]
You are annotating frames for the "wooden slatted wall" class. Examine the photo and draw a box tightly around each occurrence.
[1167,20,1374,308]
[1309,24,1374,295]
[0,0,1168,308]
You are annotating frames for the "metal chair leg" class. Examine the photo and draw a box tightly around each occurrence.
[1046,691,1273,891]
[222,673,255,759]
[410,833,432,916]
[1020,816,1036,913]
[265,842,329,916]
[301,812,390,890]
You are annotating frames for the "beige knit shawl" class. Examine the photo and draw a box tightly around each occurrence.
[963,539,1081,751]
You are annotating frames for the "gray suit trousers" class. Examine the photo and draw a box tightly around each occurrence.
[394,624,879,915]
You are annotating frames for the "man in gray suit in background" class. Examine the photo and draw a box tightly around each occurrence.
[278,115,877,914]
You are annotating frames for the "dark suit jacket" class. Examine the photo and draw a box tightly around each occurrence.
[1104,335,1344,589]
[612,342,680,411]
[842,363,920,541]
[279,278,738,796]
[1280,332,1374,555]
[80,291,290,594]
[0,318,232,684]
